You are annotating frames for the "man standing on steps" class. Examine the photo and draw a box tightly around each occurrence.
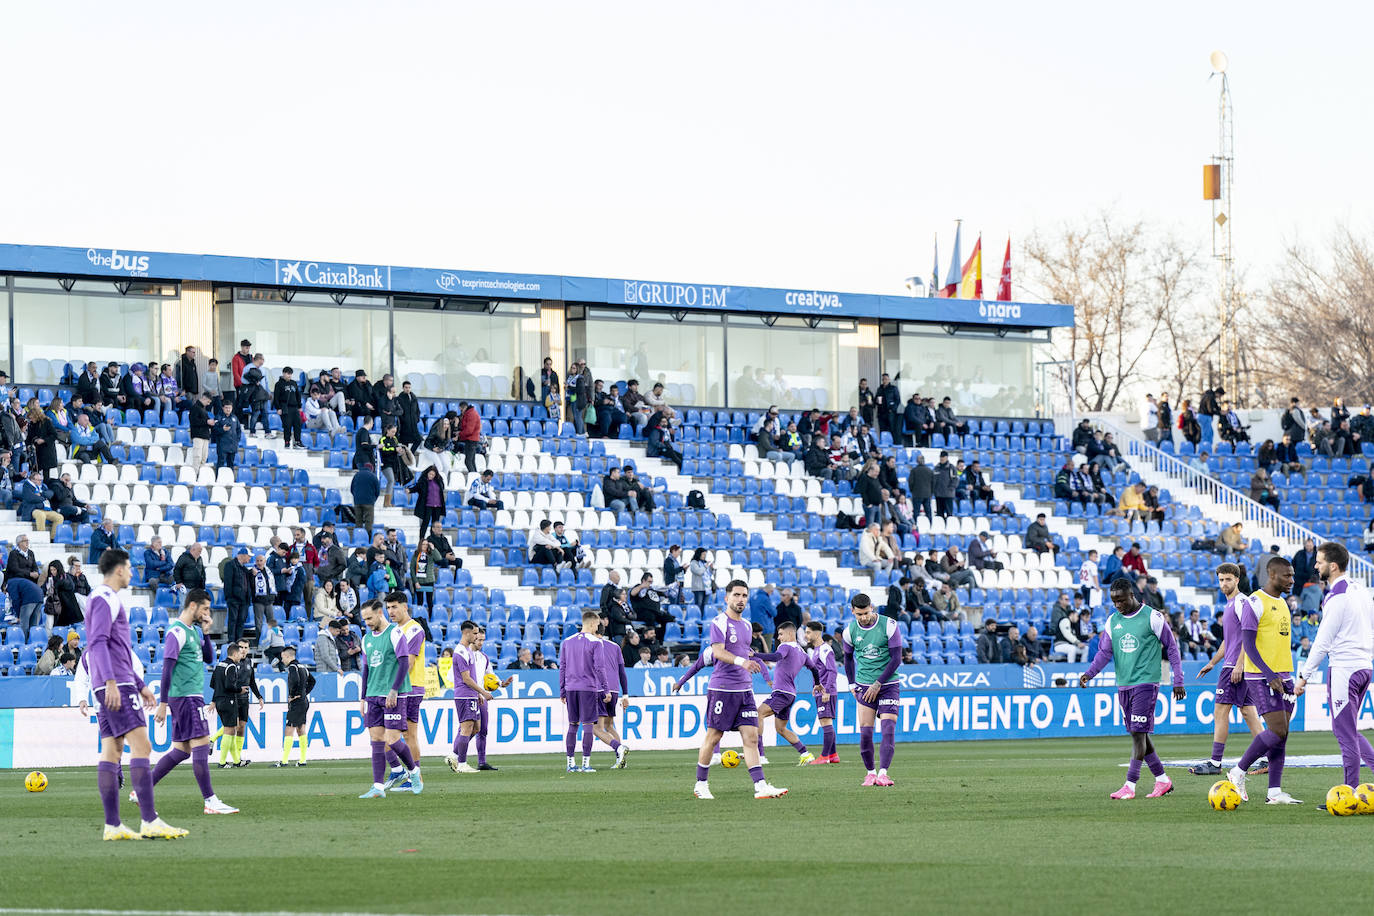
[932,451,957,518]
[351,463,380,532]
[907,453,933,522]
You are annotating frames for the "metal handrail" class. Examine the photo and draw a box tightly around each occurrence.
[1065,413,1374,584]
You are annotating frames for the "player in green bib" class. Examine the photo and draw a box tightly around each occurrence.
[841,594,904,787]
[358,599,421,798]
[1078,580,1185,800]
[149,589,238,814]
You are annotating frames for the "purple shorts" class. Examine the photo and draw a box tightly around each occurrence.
[363,696,405,731]
[1248,677,1296,718]
[813,692,836,720]
[855,681,901,713]
[95,686,148,739]
[565,690,601,725]
[1214,667,1251,708]
[169,696,211,743]
[404,693,423,725]
[602,693,620,720]
[454,696,482,724]
[762,690,795,722]
[704,689,758,732]
[1118,684,1159,733]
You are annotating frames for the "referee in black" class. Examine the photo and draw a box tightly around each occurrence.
[229,637,263,767]
[274,645,316,768]
[212,643,243,768]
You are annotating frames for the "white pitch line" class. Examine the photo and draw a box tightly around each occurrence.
[0,910,556,916]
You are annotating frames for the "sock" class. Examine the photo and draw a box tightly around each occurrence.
[748,765,764,785]
[391,739,415,771]
[859,726,875,772]
[370,740,386,785]
[211,726,223,745]
[455,734,471,763]
[1144,752,1165,779]
[757,735,765,756]
[476,733,487,765]
[386,749,401,769]
[219,737,231,765]
[1126,758,1143,784]
[564,726,576,756]
[568,755,576,768]
[282,736,295,764]
[298,734,308,763]
[97,761,122,827]
[791,739,807,753]
[581,728,593,758]
[130,757,157,823]
[1210,740,1225,765]
[712,738,721,756]
[1237,729,1281,771]
[608,737,621,753]
[879,719,896,770]
[1268,743,1286,790]
[191,745,214,799]
[151,747,189,786]
[231,734,243,764]
[696,764,710,781]
[822,725,836,757]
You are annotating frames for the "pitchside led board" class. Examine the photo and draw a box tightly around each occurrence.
[2,662,1354,769]
[0,244,1074,329]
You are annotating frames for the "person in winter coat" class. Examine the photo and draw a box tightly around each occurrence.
[272,366,303,448]
[457,402,482,472]
[239,363,271,436]
[410,466,446,543]
[396,379,422,449]
[931,451,958,518]
[215,401,241,470]
[25,405,58,474]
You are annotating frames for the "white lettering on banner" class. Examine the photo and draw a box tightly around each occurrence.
[621,280,728,309]
[1062,694,1084,728]
[435,272,544,295]
[1030,695,1053,729]
[900,670,992,689]
[1094,691,1113,725]
[85,248,150,275]
[783,290,843,311]
[977,301,1022,322]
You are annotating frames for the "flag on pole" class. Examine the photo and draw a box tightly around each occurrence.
[996,237,1012,301]
[939,222,962,298]
[930,234,940,297]
[959,234,983,299]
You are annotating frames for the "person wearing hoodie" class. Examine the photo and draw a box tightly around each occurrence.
[272,366,303,449]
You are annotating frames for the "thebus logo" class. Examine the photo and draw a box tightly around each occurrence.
[978,301,1021,320]
[86,248,150,275]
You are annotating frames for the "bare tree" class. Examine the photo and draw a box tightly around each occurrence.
[1025,213,1207,412]
[1256,227,1374,405]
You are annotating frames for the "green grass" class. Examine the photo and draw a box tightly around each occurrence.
[3,733,1371,916]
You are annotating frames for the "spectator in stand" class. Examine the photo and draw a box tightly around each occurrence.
[238,359,272,437]
[1111,481,1147,528]
[803,436,832,480]
[303,388,342,434]
[344,369,376,422]
[855,463,884,526]
[1025,513,1058,556]
[174,542,208,594]
[529,519,565,568]
[272,367,303,449]
[825,434,857,481]
[774,587,803,631]
[410,466,446,543]
[934,547,971,590]
[899,452,933,522]
[563,360,590,434]
[466,469,503,510]
[424,521,461,572]
[1248,466,1280,510]
[1177,399,1201,448]
[1291,538,1322,611]
[663,544,685,593]
[963,460,994,503]
[622,466,657,512]
[87,516,120,564]
[931,451,957,518]
[855,379,875,427]
[1217,400,1249,444]
[1273,434,1305,475]
[552,521,588,571]
[409,538,440,614]
[967,532,1003,572]
[313,617,344,674]
[153,363,187,420]
[1097,545,1125,586]
[591,380,624,439]
[871,373,898,439]
[215,401,241,470]
[396,379,422,450]
[645,381,669,417]
[1257,438,1277,472]
[539,357,560,416]
[75,360,103,407]
[229,339,253,393]
[976,619,1006,663]
[1217,521,1245,557]
[376,422,409,507]
[48,471,87,524]
[372,374,400,429]
[1054,609,1088,661]
[748,581,777,633]
[934,397,969,437]
[619,379,651,432]
[350,462,380,531]
[351,415,375,470]
[457,401,482,472]
[118,362,157,416]
[756,418,795,465]
[202,357,224,413]
[890,493,915,538]
[17,468,59,537]
[1280,397,1307,444]
[1155,394,1173,447]
[1188,449,1211,477]
[859,523,896,573]
[1139,394,1159,443]
[1140,576,1166,611]
[142,536,174,589]
[314,532,347,584]
[601,466,636,514]
[1119,542,1148,586]
[1311,418,1342,457]
[687,548,714,611]
[1181,608,1214,660]
[645,407,683,470]
[25,404,58,475]
[1140,485,1166,530]
[186,392,214,471]
[7,562,43,636]
[46,397,72,446]
[416,416,451,475]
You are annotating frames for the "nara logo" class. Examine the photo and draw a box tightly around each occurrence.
[977,301,1022,320]
[1117,633,1139,653]
[280,261,305,284]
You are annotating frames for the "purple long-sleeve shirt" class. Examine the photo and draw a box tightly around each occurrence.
[595,637,628,695]
[674,647,714,691]
[808,642,838,694]
[754,641,821,695]
[559,632,607,697]
[452,644,479,698]
[706,612,755,692]
[85,585,144,694]
[1220,594,1246,669]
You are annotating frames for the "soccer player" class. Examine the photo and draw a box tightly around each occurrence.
[382,592,426,788]
[804,621,839,764]
[754,621,824,765]
[274,645,316,767]
[1189,563,1265,776]
[86,548,187,840]
[145,589,238,814]
[218,636,262,767]
[1078,579,1185,800]
[558,610,613,773]
[843,593,904,786]
[470,625,513,770]
[692,580,787,800]
[210,643,243,760]
[357,599,422,798]
[672,644,773,766]
[1227,557,1301,804]
[595,617,631,769]
[445,620,492,774]
[1296,542,1374,790]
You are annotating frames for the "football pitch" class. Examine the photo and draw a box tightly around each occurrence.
[3,733,1372,916]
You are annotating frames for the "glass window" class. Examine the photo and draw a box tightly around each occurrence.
[222,300,390,381]
[392,306,541,400]
[569,310,724,406]
[885,330,1037,416]
[725,317,862,411]
[13,290,162,383]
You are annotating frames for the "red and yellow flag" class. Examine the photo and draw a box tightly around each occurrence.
[959,235,983,299]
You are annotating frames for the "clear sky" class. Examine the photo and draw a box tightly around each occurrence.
[2,1,1368,298]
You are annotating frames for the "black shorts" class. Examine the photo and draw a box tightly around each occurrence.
[215,700,240,728]
[236,698,250,721]
[285,699,310,728]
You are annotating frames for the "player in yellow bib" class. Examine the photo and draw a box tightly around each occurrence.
[1227,557,1300,804]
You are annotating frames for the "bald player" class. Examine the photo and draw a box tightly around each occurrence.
[1189,563,1265,776]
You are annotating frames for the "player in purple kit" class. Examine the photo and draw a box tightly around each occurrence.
[804,621,839,764]
[86,548,188,840]
[693,580,787,800]
[445,620,492,774]
[144,589,238,814]
[1189,564,1264,776]
[383,593,427,789]
[469,626,513,770]
[842,594,904,786]
[754,621,824,765]
[671,644,773,766]
[594,616,631,769]
[357,598,422,798]
[559,610,616,772]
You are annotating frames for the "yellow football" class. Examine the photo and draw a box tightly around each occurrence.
[720,749,741,768]
[1207,779,1242,811]
[1354,783,1374,815]
[1326,784,1360,816]
[24,771,48,792]
[483,672,501,691]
